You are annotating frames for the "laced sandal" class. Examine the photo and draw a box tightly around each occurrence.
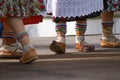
[0,43,23,58]
[19,48,38,64]
[100,39,120,48]
[49,41,66,54]
[76,41,95,52]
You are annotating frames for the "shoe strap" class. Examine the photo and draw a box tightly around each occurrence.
[80,40,92,47]
[0,43,20,52]
[114,38,120,43]
[102,37,120,43]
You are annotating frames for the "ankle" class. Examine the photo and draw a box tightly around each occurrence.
[75,36,84,43]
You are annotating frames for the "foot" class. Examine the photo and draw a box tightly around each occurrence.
[49,41,66,54]
[19,48,38,64]
[100,38,120,48]
[76,41,95,52]
[0,43,23,58]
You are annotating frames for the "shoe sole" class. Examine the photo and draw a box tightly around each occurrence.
[101,45,120,48]
[76,48,95,52]
[20,56,38,64]
[0,52,23,58]
[76,47,95,52]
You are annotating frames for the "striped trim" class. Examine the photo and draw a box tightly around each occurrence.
[2,32,16,38]
[75,23,86,31]
[76,23,87,26]
[75,28,86,31]
[55,24,66,32]
[102,21,114,27]
[56,24,67,27]
[16,31,28,41]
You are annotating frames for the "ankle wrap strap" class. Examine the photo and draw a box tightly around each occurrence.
[56,37,65,43]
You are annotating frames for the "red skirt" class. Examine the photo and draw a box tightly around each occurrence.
[1,15,43,25]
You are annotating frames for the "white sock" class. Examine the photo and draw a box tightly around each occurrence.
[56,37,65,43]
[23,44,33,53]
[75,36,84,43]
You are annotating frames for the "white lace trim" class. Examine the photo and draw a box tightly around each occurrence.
[47,0,103,18]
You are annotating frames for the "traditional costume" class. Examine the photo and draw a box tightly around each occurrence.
[47,0,104,53]
[0,0,46,63]
[101,0,120,48]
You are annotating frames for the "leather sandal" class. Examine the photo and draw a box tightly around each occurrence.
[100,39,120,48]
[19,48,38,64]
[49,41,66,54]
[76,41,95,52]
[0,43,23,58]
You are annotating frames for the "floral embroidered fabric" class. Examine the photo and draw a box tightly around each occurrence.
[0,0,46,24]
[104,0,120,11]
[0,0,46,17]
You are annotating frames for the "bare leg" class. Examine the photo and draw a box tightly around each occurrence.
[0,22,22,58]
[2,22,17,45]
[75,19,95,51]
[6,17,38,64]
[49,21,66,54]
